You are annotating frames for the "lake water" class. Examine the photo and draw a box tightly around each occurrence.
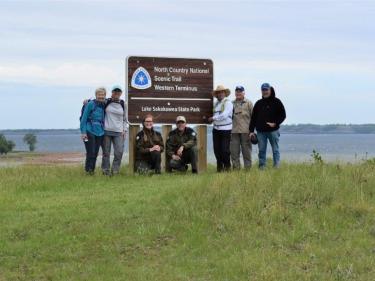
[4,131,375,163]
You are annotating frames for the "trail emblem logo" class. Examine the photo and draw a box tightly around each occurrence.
[131,67,152,89]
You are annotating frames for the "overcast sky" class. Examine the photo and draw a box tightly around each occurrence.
[0,0,374,129]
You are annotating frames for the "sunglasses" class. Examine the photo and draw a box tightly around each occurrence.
[144,120,153,123]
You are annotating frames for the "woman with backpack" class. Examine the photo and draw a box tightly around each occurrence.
[80,87,106,175]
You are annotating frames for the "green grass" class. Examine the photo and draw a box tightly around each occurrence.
[1,162,375,280]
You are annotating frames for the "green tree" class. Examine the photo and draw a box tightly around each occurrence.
[23,133,37,152]
[0,134,15,155]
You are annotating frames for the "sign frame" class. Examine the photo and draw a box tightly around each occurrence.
[125,55,214,125]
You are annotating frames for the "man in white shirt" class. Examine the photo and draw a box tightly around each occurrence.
[208,85,233,172]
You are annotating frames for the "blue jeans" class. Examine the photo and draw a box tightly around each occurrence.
[257,130,280,168]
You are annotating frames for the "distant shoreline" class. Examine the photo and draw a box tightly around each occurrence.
[2,124,375,134]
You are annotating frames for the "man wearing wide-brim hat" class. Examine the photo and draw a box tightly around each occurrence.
[208,85,233,172]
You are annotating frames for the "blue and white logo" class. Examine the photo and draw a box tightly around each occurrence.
[131,66,152,90]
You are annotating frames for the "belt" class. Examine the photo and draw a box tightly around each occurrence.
[214,123,232,127]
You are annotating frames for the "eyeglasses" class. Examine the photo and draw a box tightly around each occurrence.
[144,120,153,123]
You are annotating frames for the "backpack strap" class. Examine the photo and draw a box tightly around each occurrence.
[213,98,228,113]
[105,98,125,111]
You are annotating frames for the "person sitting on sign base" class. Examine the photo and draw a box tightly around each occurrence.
[166,116,198,174]
[135,114,164,174]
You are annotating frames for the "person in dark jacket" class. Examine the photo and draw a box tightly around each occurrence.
[166,116,198,173]
[249,83,286,169]
[135,114,164,174]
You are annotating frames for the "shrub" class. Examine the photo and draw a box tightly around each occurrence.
[23,133,37,152]
[0,134,15,155]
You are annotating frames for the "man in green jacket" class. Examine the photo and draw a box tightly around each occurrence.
[166,116,198,173]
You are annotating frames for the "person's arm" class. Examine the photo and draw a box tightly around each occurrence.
[123,102,128,133]
[80,102,93,134]
[165,134,175,157]
[275,99,286,125]
[136,133,150,154]
[248,101,254,117]
[249,102,258,133]
[158,134,165,153]
[212,100,233,121]
[182,130,197,150]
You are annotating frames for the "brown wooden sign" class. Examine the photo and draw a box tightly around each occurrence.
[126,56,213,124]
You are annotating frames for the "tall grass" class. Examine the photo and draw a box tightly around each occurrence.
[0,162,375,280]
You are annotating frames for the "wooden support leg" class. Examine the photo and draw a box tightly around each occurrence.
[128,124,140,173]
[196,125,207,173]
[162,125,172,172]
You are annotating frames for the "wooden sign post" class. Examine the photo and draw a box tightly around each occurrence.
[126,56,213,173]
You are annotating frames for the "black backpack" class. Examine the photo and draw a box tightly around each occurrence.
[79,100,103,124]
[79,100,95,122]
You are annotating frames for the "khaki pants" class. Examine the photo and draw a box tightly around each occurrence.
[230,133,252,169]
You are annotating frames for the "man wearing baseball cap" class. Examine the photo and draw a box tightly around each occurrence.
[249,83,286,169]
[166,116,198,173]
[230,86,253,169]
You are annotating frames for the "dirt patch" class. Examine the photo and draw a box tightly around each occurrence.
[0,152,85,166]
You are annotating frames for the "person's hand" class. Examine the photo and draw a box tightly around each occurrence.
[249,132,255,138]
[208,117,214,123]
[81,134,88,141]
[83,99,90,105]
[172,154,181,161]
[122,131,126,139]
[153,145,161,152]
[266,122,276,128]
[177,146,184,156]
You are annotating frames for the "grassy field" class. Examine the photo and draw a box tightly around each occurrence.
[1,162,375,281]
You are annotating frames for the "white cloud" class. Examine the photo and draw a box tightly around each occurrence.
[0,62,121,86]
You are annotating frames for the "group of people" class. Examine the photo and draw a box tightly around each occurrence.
[79,82,286,175]
[209,83,286,172]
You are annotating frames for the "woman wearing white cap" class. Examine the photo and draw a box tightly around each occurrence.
[208,85,233,172]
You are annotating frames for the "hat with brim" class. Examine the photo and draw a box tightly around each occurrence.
[111,85,123,92]
[212,85,230,97]
[176,116,186,123]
